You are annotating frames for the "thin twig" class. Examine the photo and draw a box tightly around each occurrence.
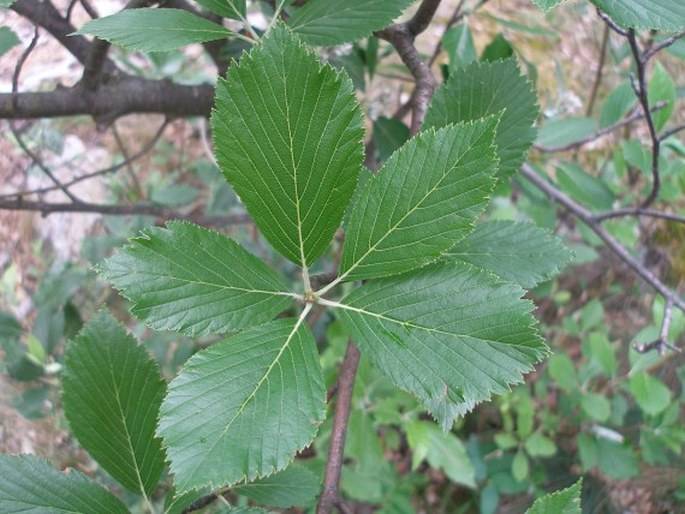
[534,102,666,153]
[586,24,610,117]
[642,31,685,63]
[596,8,628,36]
[0,198,251,226]
[594,208,685,224]
[659,123,685,142]
[520,164,685,314]
[428,0,465,66]
[317,341,361,514]
[633,298,681,355]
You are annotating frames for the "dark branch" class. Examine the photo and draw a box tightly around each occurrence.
[317,341,361,514]
[594,208,685,224]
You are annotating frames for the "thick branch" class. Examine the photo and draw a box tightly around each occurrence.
[0,79,214,122]
[317,342,361,514]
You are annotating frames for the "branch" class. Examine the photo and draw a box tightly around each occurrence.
[317,341,361,514]
[633,298,681,355]
[642,31,685,63]
[0,79,214,123]
[0,198,250,227]
[534,102,666,153]
[594,208,685,224]
[520,163,685,315]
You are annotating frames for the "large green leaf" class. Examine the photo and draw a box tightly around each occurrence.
[194,0,245,19]
[158,319,326,493]
[212,23,364,268]
[526,479,582,514]
[0,27,20,57]
[424,59,538,179]
[289,0,415,46]
[99,221,292,336]
[62,311,166,496]
[444,220,571,288]
[591,0,685,31]
[233,466,320,508]
[339,120,498,282]
[0,454,128,513]
[76,8,232,52]
[335,262,547,429]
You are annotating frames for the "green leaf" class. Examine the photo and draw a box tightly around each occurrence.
[445,220,571,288]
[0,0,16,7]
[581,393,611,422]
[524,432,557,458]
[62,311,166,496]
[335,262,547,429]
[373,117,409,163]
[531,0,567,12]
[0,454,128,513]
[443,23,477,68]
[425,59,538,180]
[233,466,319,508]
[76,8,232,52]
[555,162,614,210]
[512,449,529,482]
[212,23,364,268]
[99,221,292,336]
[481,34,514,62]
[590,0,685,31]
[289,0,415,46]
[0,27,20,56]
[536,117,596,149]
[526,478,582,514]
[406,420,476,488]
[629,372,672,415]
[194,0,245,19]
[339,120,498,282]
[600,81,635,128]
[158,319,326,493]
[648,62,676,131]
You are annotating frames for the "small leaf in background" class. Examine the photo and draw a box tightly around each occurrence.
[581,393,611,422]
[233,466,320,508]
[425,59,538,179]
[531,0,568,12]
[590,0,685,31]
[341,120,498,281]
[289,0,415,46]
[512,449,529,482]
[494,432,519,450]
[372,117,409,163]
[578,433,639,479]
[548,354,578,393]
[76,8,233,52]
[588,332,616,376]
[99,221,292,336]
[629,372,672,416]
[445,220,572,288]
[194,0,245,20]
[537,117,596,149]
[442,23,477,69]
[526,478,582,513]
[158,319,325,493]
[62,311,166,495]
[25,334,46,366]
[12,385,50,420]
[600,81,635,127]
[0,26,20,57]
[555,162,614,210]
[524,432,557,458]
[481,33,514,61]
[338,262,547,429]
[0,0,17,7]
[647,61,676,131]
[212,23,364,267]
[0,455,128,513]
[406,420,476,488]
[516,394,535,439]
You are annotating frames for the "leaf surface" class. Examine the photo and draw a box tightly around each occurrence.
[424,59,537,179]
[445,220,571,288]
[340,120,498,282]
[590,0,685,31]
[212,23,364,267]
[77,8,232,52]
[289,0,415,46]
[62,311,166,495]
[194,0,245,19]
[0,27,20,57]
[0,454,128,513]
[233,466,320,508]
[158,319,326,493]
[99,221,292,336]
[336,262,547,429]
[531,0,567,11]
[526,478,582,514]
